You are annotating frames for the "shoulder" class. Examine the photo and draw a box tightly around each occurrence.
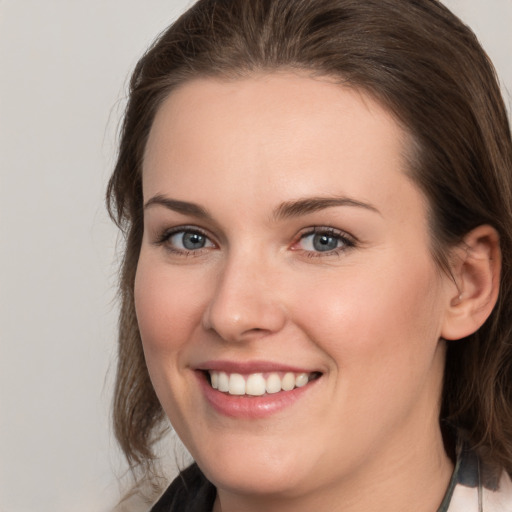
[448,471,512,512]
[483,471,512,512]
[444,444,512,512]
[150,463,216,512]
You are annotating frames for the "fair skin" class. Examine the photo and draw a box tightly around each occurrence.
[135,73,499,512]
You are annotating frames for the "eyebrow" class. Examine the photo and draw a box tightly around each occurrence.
[144,195,212,219]
[143,194,380,220]
[273,196,380,220]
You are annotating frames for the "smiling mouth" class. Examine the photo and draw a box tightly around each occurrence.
[205,370,322,396]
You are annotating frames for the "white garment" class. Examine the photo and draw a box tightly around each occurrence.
[441,444,512,512]
[448,471,512,511]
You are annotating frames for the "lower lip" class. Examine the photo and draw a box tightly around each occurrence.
[197,371,319,419]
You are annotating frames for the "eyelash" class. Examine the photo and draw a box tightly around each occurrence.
[154,226,216,256]
[153,225,357,258]
[293,227,356,258]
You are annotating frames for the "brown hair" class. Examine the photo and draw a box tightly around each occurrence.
[107,0,512,478]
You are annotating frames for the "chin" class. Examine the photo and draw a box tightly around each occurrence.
[195,443,314,497]
[205,463,307,498]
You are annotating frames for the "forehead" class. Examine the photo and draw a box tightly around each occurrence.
[145,72,407,167]
[142,72,422,224]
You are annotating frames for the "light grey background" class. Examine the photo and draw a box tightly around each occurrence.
[0,1,510,511]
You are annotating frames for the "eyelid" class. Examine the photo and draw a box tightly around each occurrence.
[291,226,357,256]
[152,224,356,258]
[153,225,217,253]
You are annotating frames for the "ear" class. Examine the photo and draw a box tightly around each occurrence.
[441,225,501,341]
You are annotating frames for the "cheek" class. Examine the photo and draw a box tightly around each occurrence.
[293,255,444,375]
[134,255,204,357]
[292,258,446,442]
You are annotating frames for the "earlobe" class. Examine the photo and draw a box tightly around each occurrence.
[441,225,501,341]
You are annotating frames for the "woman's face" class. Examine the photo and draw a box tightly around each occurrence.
[136,73,454,501]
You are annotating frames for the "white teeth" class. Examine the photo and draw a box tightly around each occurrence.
[246,373,266,396]
[208,370,316,396]
[217,371,229,392]
[210,371,219,389]
[229,373,246,395]
[295,373,309,387]
[281,372,296,391]
[265,373,282,394]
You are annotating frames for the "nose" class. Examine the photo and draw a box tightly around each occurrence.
[202,252,287,343]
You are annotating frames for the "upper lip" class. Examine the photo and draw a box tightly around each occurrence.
[196,359,319,374]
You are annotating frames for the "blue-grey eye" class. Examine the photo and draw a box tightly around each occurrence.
[183,232,206,249]
[299,231,348,252]
[312,233,339,251]
[169,230,214,250]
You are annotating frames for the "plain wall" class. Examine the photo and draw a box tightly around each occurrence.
[0,1,510,511]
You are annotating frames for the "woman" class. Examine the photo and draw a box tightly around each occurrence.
[107,0,512,510]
